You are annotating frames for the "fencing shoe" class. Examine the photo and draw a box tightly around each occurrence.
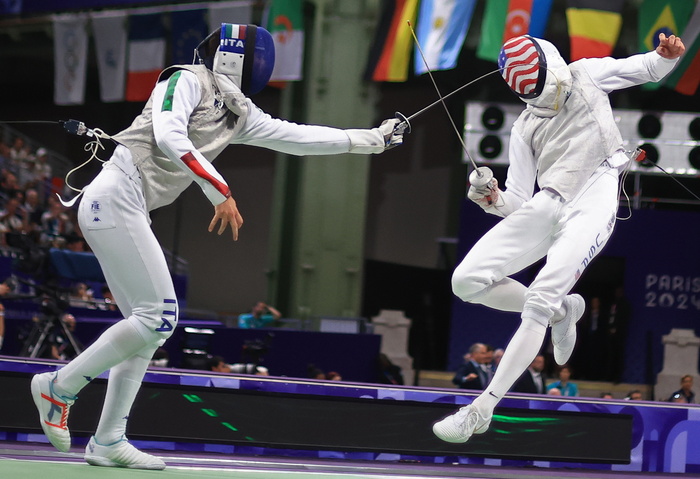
[551,294,585,365]
[85,436,166,470]
[432,404,492,443]
[31,371,76,452]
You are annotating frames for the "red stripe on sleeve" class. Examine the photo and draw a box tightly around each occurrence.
[181,152,231,198]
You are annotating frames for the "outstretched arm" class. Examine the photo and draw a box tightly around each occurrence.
[580,33,685,93]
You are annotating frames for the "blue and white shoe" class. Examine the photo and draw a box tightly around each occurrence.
[85,436,166,470]
[31,372,76,453]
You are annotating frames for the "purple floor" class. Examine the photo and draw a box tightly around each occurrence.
[0,440,689,478]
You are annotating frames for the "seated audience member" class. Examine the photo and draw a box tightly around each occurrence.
[207,355,268,376]
[48,313,82,361]
[149,348,169,368]
[546,364,579,397]
[668,375,695,404]
[452,343,494,390]
[238,301,281,329]
[625,390,643,401]
[600,392,614,399]
[511,355,547,395]
[40,197,69,245]
[377,353,404,385]
[23,188,44,241]
[492,348,504,371]
[547,387,562,396]
[326,371,342,381]
[0,197,28,244]
[308,364,325,380]
[0,302,5,351]
[69,282,95,308]
[99,285,118,311]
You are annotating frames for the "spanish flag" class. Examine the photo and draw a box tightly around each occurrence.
[566,0,624,61]
[365,0,419,82]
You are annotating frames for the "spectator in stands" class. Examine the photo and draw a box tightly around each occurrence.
[308,364,325,380]
[600,392,614,399]
[511,355,547,395]
[492,347,504,370]
[207,354,268,375]
[0,302,5,351]
[0,141,10,175]
[33,148,52,195]
[452,343,494,390]
[149,348,169,368]
[23,188,45,241]
[100,285,118,312]
[0,197,28,242]
[326,371,342,381]
[668,375,695,404]
[0,171,20,200]
[377,353,404,385]
[69,282,94,308]
[40,197,69,245]
[238,301,282,329]
[8,136,30,173]
[546,364,579,397]
[48,313,82,361]
[547,387,562,396]
[65,234,87,252]
[625,390,643,401]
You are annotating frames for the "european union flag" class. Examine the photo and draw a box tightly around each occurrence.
[172,9,208,65]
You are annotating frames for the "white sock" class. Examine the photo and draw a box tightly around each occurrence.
[54,319,149,397]
[473,317,547,415]
[94,346,156,445]
[472,277,527,312]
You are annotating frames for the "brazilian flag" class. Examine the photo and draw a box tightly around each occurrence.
[638,0,696,91]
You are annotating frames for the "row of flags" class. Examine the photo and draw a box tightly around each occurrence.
[52,0,700,104]
[365,0,700,96]
[53,0,304,105]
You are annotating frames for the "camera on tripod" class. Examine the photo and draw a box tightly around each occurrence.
[12,247,105,359]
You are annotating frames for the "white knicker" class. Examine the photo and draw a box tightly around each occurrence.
[77,146,178,344]
[452,161,619,320]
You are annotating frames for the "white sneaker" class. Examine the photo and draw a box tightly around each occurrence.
[85,436,166,470]
[432,404,492,443]
[31,372,76,453]
[551,294,585,365]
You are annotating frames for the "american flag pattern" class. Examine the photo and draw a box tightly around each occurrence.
[498,35,545,98]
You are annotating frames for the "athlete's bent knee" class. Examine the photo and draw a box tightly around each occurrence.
[452,271,490,302]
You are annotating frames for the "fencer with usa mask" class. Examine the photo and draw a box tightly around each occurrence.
[30,23,405,469]
[433,33,685,444]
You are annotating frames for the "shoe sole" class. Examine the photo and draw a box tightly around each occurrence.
[31,375,71,453]
[85,455,165,470]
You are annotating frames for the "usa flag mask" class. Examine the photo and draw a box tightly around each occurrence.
[498,35,547,100]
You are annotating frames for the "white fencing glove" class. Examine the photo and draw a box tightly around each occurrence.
[378,118,405,149]
[467,167,500,209]
[346,118,406,154]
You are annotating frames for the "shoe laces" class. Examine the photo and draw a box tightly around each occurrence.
[455,406,480,434]
[44,378,76,429]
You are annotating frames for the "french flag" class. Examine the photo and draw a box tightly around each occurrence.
[126,13,166,102]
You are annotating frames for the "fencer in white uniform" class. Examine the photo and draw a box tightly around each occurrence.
[434,33,685,443]
[30,23,404,469]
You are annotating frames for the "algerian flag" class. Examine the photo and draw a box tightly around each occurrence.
[266,0,304,81]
